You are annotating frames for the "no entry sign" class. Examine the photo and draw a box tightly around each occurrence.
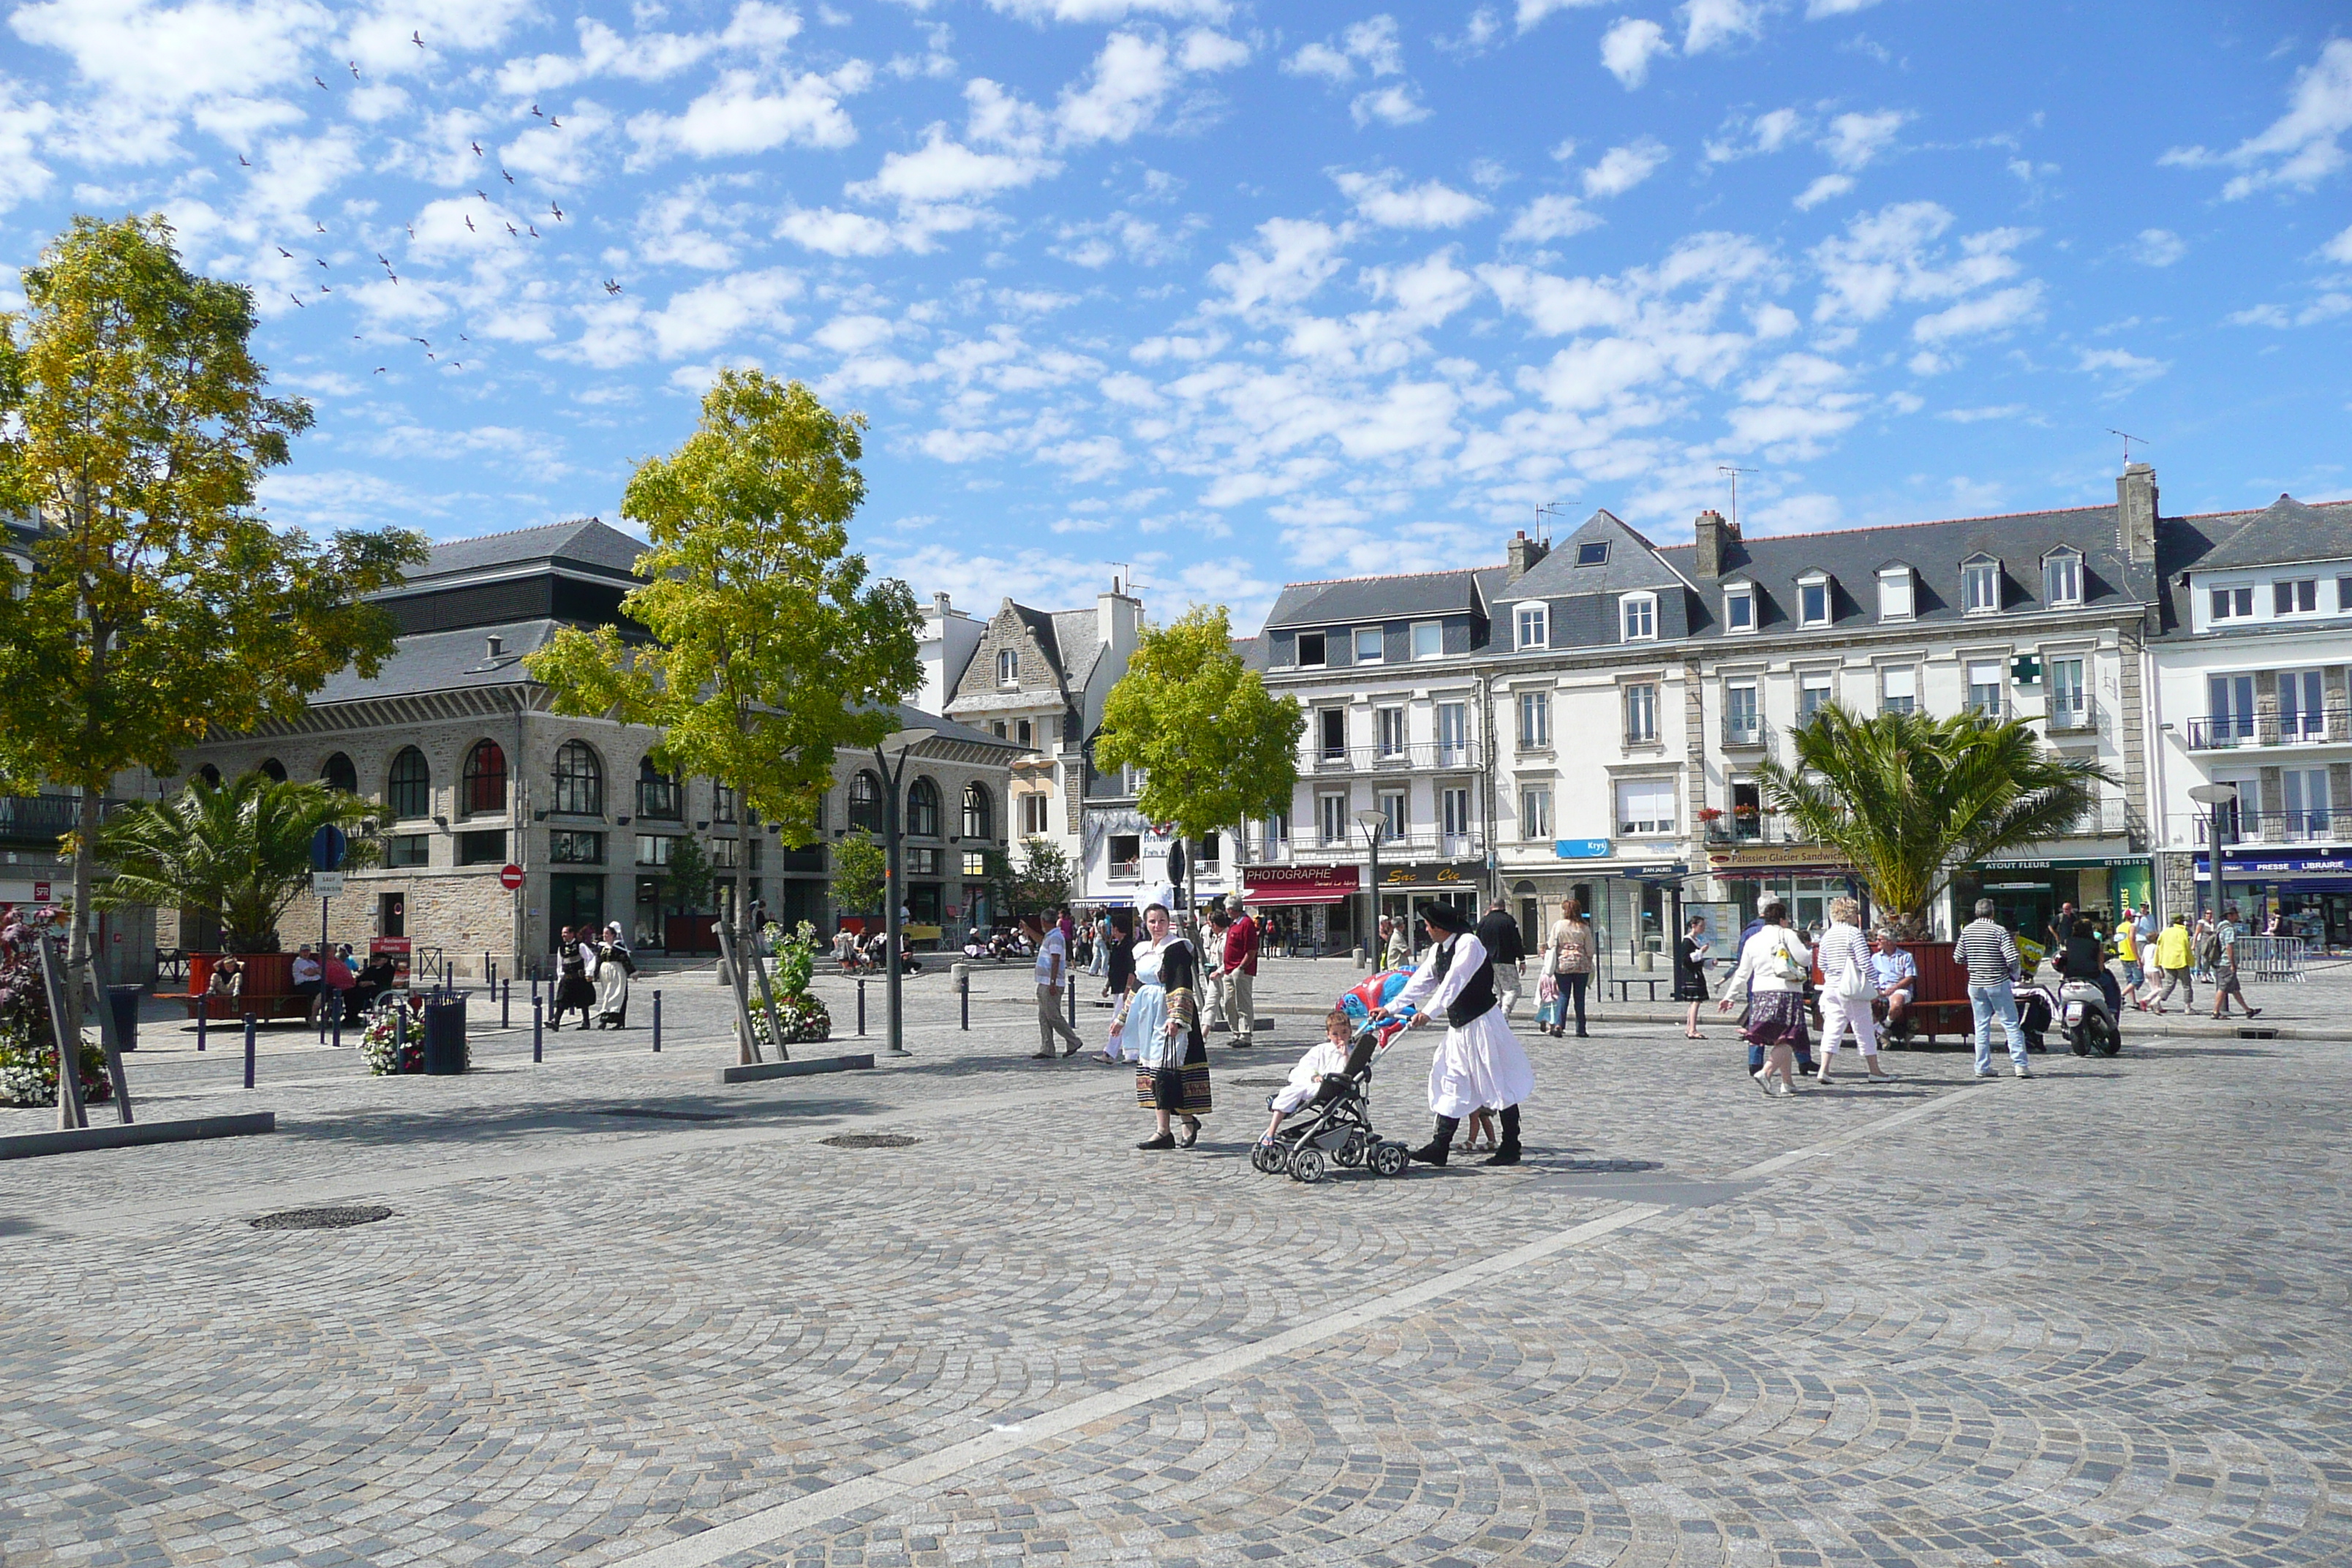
[500,863,525,891]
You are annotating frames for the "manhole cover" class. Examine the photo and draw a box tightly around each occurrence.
[819,1133,919,1150]
[249,1205,393,1231]
[593,1107,735,1122]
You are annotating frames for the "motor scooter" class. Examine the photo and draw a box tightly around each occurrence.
[2018,977,2122,1057]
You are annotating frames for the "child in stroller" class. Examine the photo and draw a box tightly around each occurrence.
[1250,970,1418,1183]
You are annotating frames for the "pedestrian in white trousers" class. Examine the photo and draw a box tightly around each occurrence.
[1814,897,1892,1083]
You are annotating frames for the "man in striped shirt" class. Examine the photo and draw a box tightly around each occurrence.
[1957,899,2032,1079]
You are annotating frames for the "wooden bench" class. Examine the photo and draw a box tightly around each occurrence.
[162,953,315,1024]
[1888,941,1975,1048]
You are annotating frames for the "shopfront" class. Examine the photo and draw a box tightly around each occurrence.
[1374,859,1485,950]
[1703,843,1858,935]
[1241,864,1360,956]
[1953,855,2152,946]
[2193,851,2352,951]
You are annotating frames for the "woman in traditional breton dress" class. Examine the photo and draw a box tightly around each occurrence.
[1381,903,1535,1167]
[1129,902,1211,1149]
[553,925,598,1030]
[593,921,633,1028]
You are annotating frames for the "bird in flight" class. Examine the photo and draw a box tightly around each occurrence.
[475,189,489,200]
[505,221,519,236]
[348,60,360,78]
[289,293,305,307]
[404,223,415,238]
[426,351,436,361]
[551,203,564,221]
[471,140,483,156]
[464,214,475,232]
[549,116,562,128]
[276,246,293,258]
[410,336,430,347]
[373,366,386,374]
[459,333,470,342]
[603,279,622,295]
[411,29,424,46]
[451,361,462,369]
[319,283,331,293]
[238,154,251,167]
[527,222,540,237]
[317,257,328,268]
[313,74,328,89]
[314,221,326,233]
[530,103,544,118]
[376,252,390,265]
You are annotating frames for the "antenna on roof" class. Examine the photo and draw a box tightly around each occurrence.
[2106,429,2147,466]
[1533,501,1567,545]
[1109,562,1132,596]
[1716,466,1757,533]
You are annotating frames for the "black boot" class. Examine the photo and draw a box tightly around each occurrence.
[1483,1105,1521,1166]
[1409,1115,1459,1166]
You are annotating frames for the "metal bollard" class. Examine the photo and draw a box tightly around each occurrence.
[243,1014,257,1090]
[533,995,543,1063]
[856,979,867,1036]
[1068,974,1079,1028]
[652,990,662,1052]
[502,978,511,1030]
[197,1007,207,1052]
[331,1005,341,1051]
[960,970,970,1030]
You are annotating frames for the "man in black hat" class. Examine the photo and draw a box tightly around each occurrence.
[1379,902,1536,1166]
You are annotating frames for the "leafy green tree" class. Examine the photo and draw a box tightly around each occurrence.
[661,832,717,915]
[0,214,426,984]
[987,836,1074,921]
[92,775,383,953]
[525,371,920,947]
[831,829,886,916]
[1757,706,2114,933]
[1094,606,1303,911]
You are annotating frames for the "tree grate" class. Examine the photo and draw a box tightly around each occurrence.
[250,1205,394,1231]
[820,1133,919,1150]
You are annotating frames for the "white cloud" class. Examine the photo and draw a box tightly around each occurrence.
[2077,346,2168,388]
[2160,39,2352,200]
[10,0,332,108]
[1681,0,1763,54]
[1055,30,1178,143]
[1515,0,1605,31]
[1332,169,1489,228]
[627,63,870,161]
[343,0,538,74]
[2323,224,2352,265]
[1910,282,2043,343]
[1350,83,1428,127]
[1809,201,2034,325]
[985,0,1232,22]
[1598,18,1670,88]
[1704,105,1802,163]
[0,87,59,211]
[1284,15,1403,81]
[497,5,798,97]
[1793,173,1852,210]
[2225,293,2352,328]
[1805,0,1878,15]
[1937,404,2028,423]
[1823,109,1907,170]
[851,124,1058,203]
[1503,192,1599,244]
[1206,217,1348,313]
[1582,136,1667,198]
[2132,227,2186,267]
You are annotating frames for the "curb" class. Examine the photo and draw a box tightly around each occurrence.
[0,1111,279,1161]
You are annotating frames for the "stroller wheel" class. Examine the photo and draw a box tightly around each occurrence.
[1370,1142,1409,1178]
[1289,1146,1326,1185]
[1251,1141,1284,1175]
[1335,1131,1366,1167]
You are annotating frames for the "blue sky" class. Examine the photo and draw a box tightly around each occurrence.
[4,0,2348,625]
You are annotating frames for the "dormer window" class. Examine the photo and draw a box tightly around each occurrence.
[1353,626,1384,663]
[1296,630,1327,667]
[1962,555,2001,615]
[2043,549,2082,608]
[996,649,1019,686]
[1620,592,1656,641]
[1877,567,1915,622]
[1575,540,1609,565]
[1410,620,1443,659]
[1797,573,1831,627]
[1724,584,1756,634]
[1515,603,1548,649]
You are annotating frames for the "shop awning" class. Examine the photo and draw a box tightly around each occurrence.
[1240,889,1352,906]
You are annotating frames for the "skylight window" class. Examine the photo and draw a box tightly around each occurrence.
[1575,541,1609,566]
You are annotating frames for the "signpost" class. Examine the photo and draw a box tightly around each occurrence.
[499,862,524,892]
[309,825,348,977]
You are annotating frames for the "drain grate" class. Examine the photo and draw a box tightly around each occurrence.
[250,1205,393,1231]
[820,1133,919,1150]
[593,1107,736,1123]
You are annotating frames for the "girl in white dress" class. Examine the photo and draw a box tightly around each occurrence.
[1128,902,1211,1149]
[1381,904,1534,1166]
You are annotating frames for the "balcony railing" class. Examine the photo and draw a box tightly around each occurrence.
[1313,827,1488,855]
[2186,709,2348,750]
[2198,810,2337,846]
[1307,742,1483,772]
[1703,813,1809,845]
[1109,857,1141,882]
[2068,797,2130,836]
[0,795,121,843]
[1722,717,1769,749]
[2046,698,2097,734]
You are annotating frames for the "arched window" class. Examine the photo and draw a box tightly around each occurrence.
[320,753,358,794]
[636,757,681,819]
[388,747,430,818]
[906,777,941,837]
[551,740,603,816]
[848,771,885,834]
[257,758,287,782]
[461,740,507,816]
[961,781,992,841]
[197,764,222,788]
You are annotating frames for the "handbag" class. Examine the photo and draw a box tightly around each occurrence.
[1831,935,1873,1002]
[1772,932,1810,987]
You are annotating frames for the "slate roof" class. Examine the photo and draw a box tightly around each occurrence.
[393,519,648,592]
[312,619,558,704]
[1502,510,1692,600]
[1655,502,2155,636]
[2165,494,2352,573]
[1263,568,1488,629]
[894,704,1027,752]
[1051,608,1104,688]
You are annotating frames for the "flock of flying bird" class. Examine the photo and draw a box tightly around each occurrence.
[252,29,626,377]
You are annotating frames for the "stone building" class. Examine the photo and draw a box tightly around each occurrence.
[161,521,1018,974]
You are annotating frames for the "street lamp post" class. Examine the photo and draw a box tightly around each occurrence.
[875,727,939,1058]
[2189,782,2238,924]
[1355,807,1388,964]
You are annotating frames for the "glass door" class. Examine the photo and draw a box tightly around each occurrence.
[2209,674,2256,744]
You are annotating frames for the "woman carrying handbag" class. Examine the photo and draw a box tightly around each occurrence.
[1813,897,1893,1082]
[1541,898,1595,1038]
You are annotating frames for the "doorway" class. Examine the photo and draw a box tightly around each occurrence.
[378,891,405,939]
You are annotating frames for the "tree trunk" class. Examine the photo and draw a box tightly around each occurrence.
[67,784,99,1022]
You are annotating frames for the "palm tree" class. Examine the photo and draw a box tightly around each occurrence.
[93,774,380,953]
[1756,705,2114,934]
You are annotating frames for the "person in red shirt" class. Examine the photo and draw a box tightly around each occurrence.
[1221,894,1259,1048]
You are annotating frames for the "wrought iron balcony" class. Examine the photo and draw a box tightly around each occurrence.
[1702,812,1808,845]
[2045,698,2097,734]
[0,795,121,844]
[1306,742,1484,773]
[1721,717,1769,750]
[2186,708,2348,750]
[2197,809,2337,845]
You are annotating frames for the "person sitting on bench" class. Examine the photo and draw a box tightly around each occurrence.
[1869,928,1917,1038]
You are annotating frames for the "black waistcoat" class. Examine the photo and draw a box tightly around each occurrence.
[1428,935,1497,1028]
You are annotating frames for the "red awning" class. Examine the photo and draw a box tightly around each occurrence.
[1240,889,1351,906]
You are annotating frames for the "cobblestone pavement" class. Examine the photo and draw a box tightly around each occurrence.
[3,957,2348,1568]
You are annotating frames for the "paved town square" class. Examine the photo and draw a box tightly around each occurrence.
[5,960,2348,1568]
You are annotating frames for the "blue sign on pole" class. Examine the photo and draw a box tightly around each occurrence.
[310,823,348,872]
[1554,838,1611,859]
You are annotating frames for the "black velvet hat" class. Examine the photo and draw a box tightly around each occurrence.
[1420,903,1473,935]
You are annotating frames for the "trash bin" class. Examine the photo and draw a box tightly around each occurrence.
[108,984,141,1051]
[421,993,469,1075]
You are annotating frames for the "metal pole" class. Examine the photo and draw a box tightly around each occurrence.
[243,1014,256,1090]
[502,978,510,1030]
[882,746,910,1056]
[960,968,969,1030]
[652,990,662,1052]
[197,1006,206,1052]
[331,1002,340,1052]
[532,995,543,1062]
[2212,803,2228,924]
[856,978,867,1036]
[1368,830,1383,962]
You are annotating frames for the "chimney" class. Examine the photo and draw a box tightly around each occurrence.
[1099,579,1140,657]
[931,590,952,624]
[1692,510,1737,578]
[1504,530,1549,580]
[2116,462,2158,565]
[486,634,504,659]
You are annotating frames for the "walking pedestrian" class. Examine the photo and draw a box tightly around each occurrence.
[2149,913,2195,1012]
[2193,908,2218,981]
[1814,897,1893,1082]
[1957,898,2032,1079]
[1089,908,1111,978]
[592,921,634,1028]
[1201,903,1232,1033]
[1383,913,1411,969]
[551,926,597,1029]
[1381,904,1534,1167]
[1221,894,1259,1048]
[1673,914,1711,1039]
[1540,897,1595,1038]
[1030,913,1087,1058]
[1719,898,1810,1096]
[2209,904,2261,1020]
[1130,902,1210,1149]
[2116,908,2148,1011]
[1476,896,1527,1021]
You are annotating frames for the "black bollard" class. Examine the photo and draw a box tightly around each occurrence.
[331,1005,341,1051]
[1068,974,1079,1028]
[502,978,511,1030]
[533,995,543,1063]
[652,990,662,1052]
[243,1014,257,1090]
[856,979,867,1037]
[960,970,969,1030]
[197,1007,207,1052]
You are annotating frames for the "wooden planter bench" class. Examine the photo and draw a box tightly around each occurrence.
[159,953,314,1023]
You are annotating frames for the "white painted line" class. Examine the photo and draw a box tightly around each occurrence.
[608,1084,1990,1568]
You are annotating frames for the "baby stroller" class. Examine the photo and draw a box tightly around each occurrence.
[1250,967,1418,1184]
